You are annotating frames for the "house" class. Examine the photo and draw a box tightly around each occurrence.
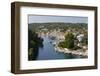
[77,34,84,42]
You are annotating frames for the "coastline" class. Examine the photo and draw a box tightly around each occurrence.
[54,46,88,57]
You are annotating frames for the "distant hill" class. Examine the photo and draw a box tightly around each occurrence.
[28,22,87,31]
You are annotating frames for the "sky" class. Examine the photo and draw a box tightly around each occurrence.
[28,15,88,24]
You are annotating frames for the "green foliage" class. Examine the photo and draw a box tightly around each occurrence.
[30,40,36,47]
[72,46,81,50]
[65,33,75,49]
[29,23,87,32]
[28,30,43,60]
[81,38,88,45]
[58,33,75,49]
[58,41,66,48]
[29,48,33,55]
[28,30,43,48]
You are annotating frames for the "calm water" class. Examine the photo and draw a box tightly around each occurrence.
[36,36,81,60]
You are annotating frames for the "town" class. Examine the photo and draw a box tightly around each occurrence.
[29,23,88,58]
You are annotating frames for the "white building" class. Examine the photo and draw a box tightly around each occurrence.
[77,34,84,42]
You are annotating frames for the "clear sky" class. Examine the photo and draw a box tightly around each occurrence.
[28,15,88,24]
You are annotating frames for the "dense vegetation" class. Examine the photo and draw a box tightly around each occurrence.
[58,32,75,49]
[28,30,43,60]
[58,32,88,50]
[29,23,87,32]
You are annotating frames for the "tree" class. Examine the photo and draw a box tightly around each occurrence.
[28,30,43,48]
[28,30,43,60]
[58,41,66,48]
[65,32,74,49]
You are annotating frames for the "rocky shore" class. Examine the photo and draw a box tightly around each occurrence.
[54,46,88,57]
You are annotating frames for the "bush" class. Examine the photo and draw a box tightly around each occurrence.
[58,32,75,49]
[58,41,66,48]
[28,48,33,55]
[65,32,75,49]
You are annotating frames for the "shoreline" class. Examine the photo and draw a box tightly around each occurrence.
[54,46,88,57]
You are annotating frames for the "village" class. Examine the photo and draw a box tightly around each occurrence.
[37,27,88,58]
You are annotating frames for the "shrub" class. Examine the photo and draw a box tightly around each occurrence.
[65,32,75,49]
